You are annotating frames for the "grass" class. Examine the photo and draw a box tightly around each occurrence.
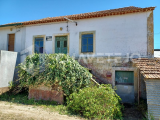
[0,89,124,120]
[0,91,57,106]
[142,112,155,120]
[136,99,155,120]
[0,91,78,117]
[0,111,35,120]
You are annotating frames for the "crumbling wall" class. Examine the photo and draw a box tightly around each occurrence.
[29,84,64,104]
[77,57,133,84]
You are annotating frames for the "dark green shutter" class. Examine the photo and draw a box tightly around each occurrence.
[55,36,67,54]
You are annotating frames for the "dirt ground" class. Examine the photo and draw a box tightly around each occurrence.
[123,104,144,120]
[0,101,145,120]
[0,101,83,120]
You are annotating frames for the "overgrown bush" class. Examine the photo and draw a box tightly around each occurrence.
[67,84,123,119]
[17,53,92,96]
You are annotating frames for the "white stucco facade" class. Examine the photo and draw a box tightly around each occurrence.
[0,27,26,52]
[0,11,152,63]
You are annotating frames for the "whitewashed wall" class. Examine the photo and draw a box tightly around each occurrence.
[0,27,26,63]
[25,12,150,58]
[0,11,151,63]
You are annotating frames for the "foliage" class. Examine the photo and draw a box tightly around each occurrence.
[0,92,83,119]
[137,99,147,112]
[17,53,92,96]
[0,91,57,106]
[136,99,149,120]
[8,81,15,89]
[143,111,155,120]
[67,84,123,119]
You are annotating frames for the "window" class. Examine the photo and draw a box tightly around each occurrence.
[34,37,44,53]
[81,34,93,53]
[79,31,95,54]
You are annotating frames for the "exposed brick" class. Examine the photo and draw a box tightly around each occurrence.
[28,85,64,104]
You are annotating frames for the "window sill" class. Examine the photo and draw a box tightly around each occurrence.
[80,52,95,55]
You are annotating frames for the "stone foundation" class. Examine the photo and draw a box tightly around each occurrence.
[28,84,64,104]
[77,57,133,84]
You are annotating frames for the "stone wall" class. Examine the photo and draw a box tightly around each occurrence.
[147,11,154,57]
[28,84,64,104]
[77,57,133,84]
[77,57,148,100]
[77,56,143,101]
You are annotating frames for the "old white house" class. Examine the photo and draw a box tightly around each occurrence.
[0,6,155,103]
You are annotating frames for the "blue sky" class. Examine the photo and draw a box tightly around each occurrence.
[0,0,160,49]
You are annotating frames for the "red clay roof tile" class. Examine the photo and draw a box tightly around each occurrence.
[2,6,155,26]
[133,58,160,79]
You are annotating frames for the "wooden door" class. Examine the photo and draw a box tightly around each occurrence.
[8,34,15,51]
[55,36,67,54]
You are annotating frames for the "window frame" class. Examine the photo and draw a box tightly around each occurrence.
[32,35,45,54]
[79,31,95,54]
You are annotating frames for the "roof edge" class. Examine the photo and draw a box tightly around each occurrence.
[0,6,156,27]
[0,23,22,28]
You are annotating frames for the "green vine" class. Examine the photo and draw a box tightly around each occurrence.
[17,53,92,96]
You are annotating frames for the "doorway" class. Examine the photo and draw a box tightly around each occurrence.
[8,34,15,51]
[115,71,134,103]
[55,36,67,54]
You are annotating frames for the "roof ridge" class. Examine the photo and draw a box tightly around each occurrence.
[0,6,156,27]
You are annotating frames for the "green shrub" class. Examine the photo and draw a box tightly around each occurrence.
[17,53,92,96]
[67,84,123,119]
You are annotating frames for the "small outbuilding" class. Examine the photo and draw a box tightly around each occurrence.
[133,58,160,120]
[154,49,160,58]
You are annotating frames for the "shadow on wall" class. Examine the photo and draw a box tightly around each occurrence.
[0,50,17,89]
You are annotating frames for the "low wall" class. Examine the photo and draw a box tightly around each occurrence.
[28,84,64,104]
[0,50,17,88]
